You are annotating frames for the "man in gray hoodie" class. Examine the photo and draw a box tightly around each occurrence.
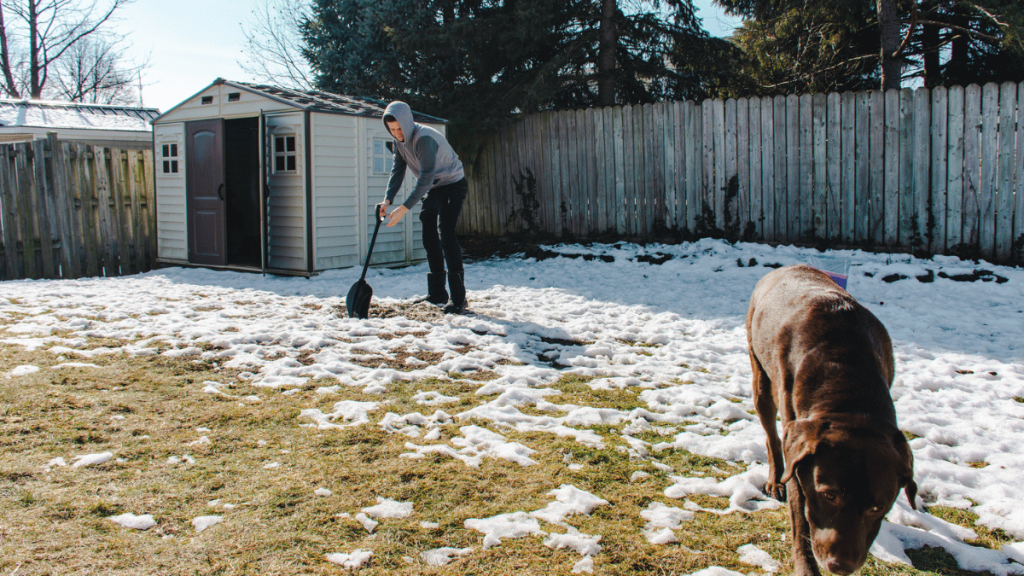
[378,101,469,313]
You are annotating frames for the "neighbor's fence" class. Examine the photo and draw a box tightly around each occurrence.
[461,81,1024,264]
[0,135,156,280]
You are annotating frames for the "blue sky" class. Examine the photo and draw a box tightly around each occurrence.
[114,0,740,113]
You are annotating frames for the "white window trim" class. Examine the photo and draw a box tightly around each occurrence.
[372,138,394,175]
[271,132,299,175]
[157,137,182,176]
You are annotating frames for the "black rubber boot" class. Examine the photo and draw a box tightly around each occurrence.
[426,272,448,306]
[444,271,466,313]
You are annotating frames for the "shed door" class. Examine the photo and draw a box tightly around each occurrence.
[186,119,226,265]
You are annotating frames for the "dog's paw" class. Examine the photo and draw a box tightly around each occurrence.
[764,481,787,501]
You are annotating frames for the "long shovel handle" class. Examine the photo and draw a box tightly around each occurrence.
[359,204,385,282]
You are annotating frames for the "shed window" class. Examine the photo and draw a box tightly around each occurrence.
[274,135,297,173]
[161,143,179,174]
[372,139,393,174]
[201,96,213,105]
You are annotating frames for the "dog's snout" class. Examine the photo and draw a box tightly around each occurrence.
[824,557,859,575]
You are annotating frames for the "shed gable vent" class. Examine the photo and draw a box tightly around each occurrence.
[201,96,213,105]
[228,92,240,102]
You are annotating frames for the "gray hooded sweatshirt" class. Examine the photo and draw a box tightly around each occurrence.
[382,101,465,209]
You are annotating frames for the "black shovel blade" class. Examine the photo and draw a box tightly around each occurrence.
[346,280,373,319]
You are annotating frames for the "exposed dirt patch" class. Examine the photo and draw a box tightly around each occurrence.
[334,300,448,322]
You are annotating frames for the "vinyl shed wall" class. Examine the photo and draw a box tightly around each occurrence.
[153,123,186,263]
[265,111,307,272]
[310,112,360,270]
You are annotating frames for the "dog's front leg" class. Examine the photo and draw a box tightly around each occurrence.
[752,354,786,500]
[788,477,821,576]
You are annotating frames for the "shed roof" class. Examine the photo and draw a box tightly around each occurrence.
[154,78,447,124]
[0,98,159,132]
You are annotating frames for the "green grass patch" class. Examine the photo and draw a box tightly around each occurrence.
[926,506,1016,549]
[0,333,1000,576]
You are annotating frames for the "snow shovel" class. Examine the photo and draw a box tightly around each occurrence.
[346,204,385,319]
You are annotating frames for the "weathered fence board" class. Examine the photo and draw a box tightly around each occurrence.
[736,98,751,234]
[0,148,21,279]
[725,99,737,232]
[931,86,949,252]
[826,93,842,240]
[980,83,999,258]
[996,82,1016,261]
[884,89,900,246]
[1016,83,1024,257]
[897,89,914,249]
[761,98,776,242]
[461,81,1024,265]
[0,139,156,281]
[946,86,966,249]
[799,94,813,242]
[812,94,826,239]
[748,98,762,239]
[963,85,983,249]
[774,95,788,241]
[855,92,871,244]
[912,88,930,251]
[869,91,885,246]
[685,101,700,232]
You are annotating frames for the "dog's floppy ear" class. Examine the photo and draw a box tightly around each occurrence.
[892,430,918,509]
[781,418,825,483]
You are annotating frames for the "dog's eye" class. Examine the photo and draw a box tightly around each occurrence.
[820,491,839,504]
[867,505,884,515]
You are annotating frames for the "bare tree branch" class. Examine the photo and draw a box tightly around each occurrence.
[917,18,1002,44]
[51,34,144,104]
[893,0,918,58]
[0,3,22,96]
[238,0,312,89]
[3,0,134,98]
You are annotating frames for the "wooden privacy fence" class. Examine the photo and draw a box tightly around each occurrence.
[0,135,156,280]
[461,81,1024,264]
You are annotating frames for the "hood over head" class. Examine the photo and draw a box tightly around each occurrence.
[383,101,416,142]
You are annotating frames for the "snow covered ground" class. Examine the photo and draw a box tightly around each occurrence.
[3,238,1024,574]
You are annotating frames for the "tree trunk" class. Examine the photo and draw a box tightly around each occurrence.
[0,4,21,97]
[921,21,941,87]
[597,0,617,107]
[29,0,41,98]
[877,0,902,91]
[947,6,970,86]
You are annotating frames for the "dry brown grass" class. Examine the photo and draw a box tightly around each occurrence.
[0,336,997,576]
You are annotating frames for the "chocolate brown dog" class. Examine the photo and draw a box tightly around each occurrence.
[746,265,917,576]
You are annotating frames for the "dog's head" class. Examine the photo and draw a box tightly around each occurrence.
[781,416,917,575]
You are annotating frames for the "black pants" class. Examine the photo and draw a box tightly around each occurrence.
[419,178,468,277]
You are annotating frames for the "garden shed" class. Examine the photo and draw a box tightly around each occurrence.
[151,78,444,275]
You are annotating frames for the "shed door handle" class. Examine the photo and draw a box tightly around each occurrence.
[217,183,224,201]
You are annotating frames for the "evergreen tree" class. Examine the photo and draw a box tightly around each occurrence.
[718,0,1024,95]
[907,0,1024,87]
[300,0,719,143]
[717,0,882,95]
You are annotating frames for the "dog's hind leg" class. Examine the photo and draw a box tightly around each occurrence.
[752,353,786,501]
